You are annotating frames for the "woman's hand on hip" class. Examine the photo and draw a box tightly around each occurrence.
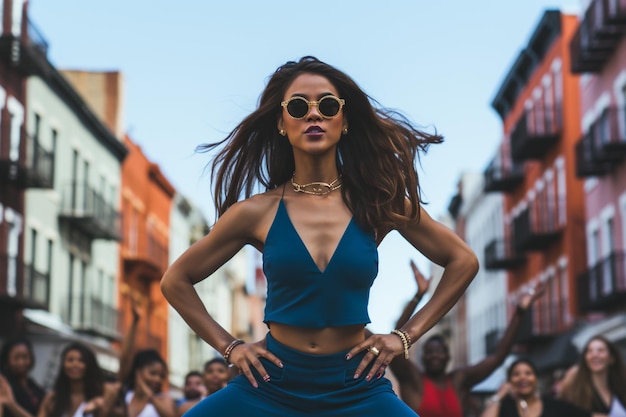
[228,340,283,388]
[346,333,404,381]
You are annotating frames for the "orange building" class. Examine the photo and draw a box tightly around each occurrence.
[119,135,175,360]
[489,11,586,371]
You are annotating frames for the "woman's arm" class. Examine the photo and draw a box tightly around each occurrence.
[35,393,54,417]
[386,260,430,408]
[149,395,175,417]
[161,198,283,387]
[480,383,510,417]
[0,376,37,417]
[117,299,140,382]
[396,205,479,345]
[348,204,478,382]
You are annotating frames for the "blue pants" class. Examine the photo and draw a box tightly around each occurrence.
[184,333,417,416]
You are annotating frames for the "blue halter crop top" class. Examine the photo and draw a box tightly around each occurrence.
[262,199,379,328]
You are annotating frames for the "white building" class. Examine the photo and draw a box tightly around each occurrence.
[22,66,126,386]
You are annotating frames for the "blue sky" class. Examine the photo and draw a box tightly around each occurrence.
[29,0,580,333]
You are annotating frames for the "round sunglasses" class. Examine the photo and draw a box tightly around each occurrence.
[281,95,345,119]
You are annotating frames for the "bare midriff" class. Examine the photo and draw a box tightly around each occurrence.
[269,322,365,354]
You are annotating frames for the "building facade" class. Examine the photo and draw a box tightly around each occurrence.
[21,64,126,385]
[119,135,174,362]
[0,0,53,338]
[490,10,585,374]
[570,0,626,354]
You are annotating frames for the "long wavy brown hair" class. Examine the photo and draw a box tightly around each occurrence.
[198,56,443,233]
[560,335,626,411]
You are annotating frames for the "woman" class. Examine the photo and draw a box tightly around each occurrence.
[481,358,597,417]
[114,298,174,417]
[121,349,174,417]
[560,336,626,416]
[37,342,115,417]
[0,339,45,417]
[161,56,479,416]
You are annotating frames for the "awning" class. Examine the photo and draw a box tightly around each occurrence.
[471,363,507,394]
[529,329,578,372]
[23,309,119,374]
[572,313,626,351]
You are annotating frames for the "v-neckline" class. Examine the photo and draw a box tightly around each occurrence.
[280,200,354,274]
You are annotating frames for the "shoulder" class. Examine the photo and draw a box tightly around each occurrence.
[220,189,281,221]
[214,191,281,234]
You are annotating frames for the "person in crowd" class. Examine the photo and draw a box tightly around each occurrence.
[174,371,205,417]
[0,339,45,417]
[160,55,479,416]
[559,335,626,417]
[117,298,175,417]
[201,358,229,396]
[389,261,545,417]
[480,358,601,417]
[36,342,117,417]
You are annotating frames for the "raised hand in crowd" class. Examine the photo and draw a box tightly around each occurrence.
[389,270,547,417]
[118,298,174,417]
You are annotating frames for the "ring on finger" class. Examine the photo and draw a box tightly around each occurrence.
[368,346,380,356]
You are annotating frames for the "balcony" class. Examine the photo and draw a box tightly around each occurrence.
[484,154,525,193]
[578,251,626,313]
[123,233,169,280]
[513,200,563,251]
[570,0,626,73]
[511,106,562,162]
[65,294,120,340]
[0,129,55,189]
[0,255,49,309]
[484,238,525,270]
[59,182,121,241]
[576,107,626,177]
[23,263,50,309]
[0,19,49,75]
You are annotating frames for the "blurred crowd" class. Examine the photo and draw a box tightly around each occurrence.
[0,301,236,417]
[1,265,625,417]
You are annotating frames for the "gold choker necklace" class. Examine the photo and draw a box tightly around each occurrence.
[291,175,341,196]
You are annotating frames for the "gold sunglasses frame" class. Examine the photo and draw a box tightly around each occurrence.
[281,95,345,120]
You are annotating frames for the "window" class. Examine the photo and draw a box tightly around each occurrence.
[28,228,37,297]
[603,217,615,294]
[71,150,78,210]
[559,264,569,324]
[68,254,75,321]
[544,78,554,132]
[45,239,52,306]
[5,209,22,297]
[50,129,57,187]
[550,275,558,330]
[591,229,601,300]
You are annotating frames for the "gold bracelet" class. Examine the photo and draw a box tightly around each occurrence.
[223,339,245,364]
[391,329,412,359]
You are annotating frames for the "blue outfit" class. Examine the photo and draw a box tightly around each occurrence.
[184,197,418,417]
[263,199,378,327]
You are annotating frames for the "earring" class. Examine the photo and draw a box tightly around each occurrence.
[279,129,286,136]
[342,127,348,135]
